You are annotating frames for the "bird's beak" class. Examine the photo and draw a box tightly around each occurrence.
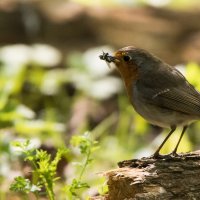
[99,52,120,64]
[107,55,118,63]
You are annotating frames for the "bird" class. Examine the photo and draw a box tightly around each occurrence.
[99,46,200,158]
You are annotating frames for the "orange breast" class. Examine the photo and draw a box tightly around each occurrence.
[115,62,139,104]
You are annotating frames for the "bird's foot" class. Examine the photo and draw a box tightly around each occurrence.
[149,153,170,159]
[149,152,179,159]
[168,151,179,157]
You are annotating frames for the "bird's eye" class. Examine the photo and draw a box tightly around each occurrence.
[123,55,131,62]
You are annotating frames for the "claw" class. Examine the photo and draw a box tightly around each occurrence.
[149,153,175,159]
[149,153,164,159]
[170,151,179,157]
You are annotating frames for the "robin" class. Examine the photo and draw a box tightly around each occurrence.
[99,46,200,158]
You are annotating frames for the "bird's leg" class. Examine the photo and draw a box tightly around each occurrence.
[152,126,176,158]
[171,125,188,156]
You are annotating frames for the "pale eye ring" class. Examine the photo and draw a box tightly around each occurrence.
[123,55,131,62]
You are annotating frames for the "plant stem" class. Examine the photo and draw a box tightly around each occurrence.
[78,150,91,181]
[42,177,54,200]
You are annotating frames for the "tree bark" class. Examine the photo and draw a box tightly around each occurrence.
[92,151,200,200]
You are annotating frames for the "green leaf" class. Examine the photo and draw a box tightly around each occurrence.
[10,176,31,193]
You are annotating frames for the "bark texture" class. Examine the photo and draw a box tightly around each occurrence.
[92,151,200,200]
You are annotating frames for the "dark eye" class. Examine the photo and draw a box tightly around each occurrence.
[123,55,131,62]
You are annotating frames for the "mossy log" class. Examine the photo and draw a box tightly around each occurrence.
[92,151,200,200]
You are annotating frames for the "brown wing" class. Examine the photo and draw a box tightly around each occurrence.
[136,64,200,116]
[151,85,200,116]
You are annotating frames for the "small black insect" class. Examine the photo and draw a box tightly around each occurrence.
[99,52,115,63]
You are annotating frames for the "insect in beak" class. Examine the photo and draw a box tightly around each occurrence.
[99,51,119,68]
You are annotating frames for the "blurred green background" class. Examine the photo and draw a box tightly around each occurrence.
[1,0,200,199]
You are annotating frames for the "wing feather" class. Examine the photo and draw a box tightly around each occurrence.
[136,65,200,116]
[150,86,200,116]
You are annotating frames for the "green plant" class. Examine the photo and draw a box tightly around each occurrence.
[63,132,99,199]
[10,140,68,200]
[9,132,99,200]
[10,176,40,199]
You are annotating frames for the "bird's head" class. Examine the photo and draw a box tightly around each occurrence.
[100,46,161,85]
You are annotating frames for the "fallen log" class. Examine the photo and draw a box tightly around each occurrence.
[92,151,200,200]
